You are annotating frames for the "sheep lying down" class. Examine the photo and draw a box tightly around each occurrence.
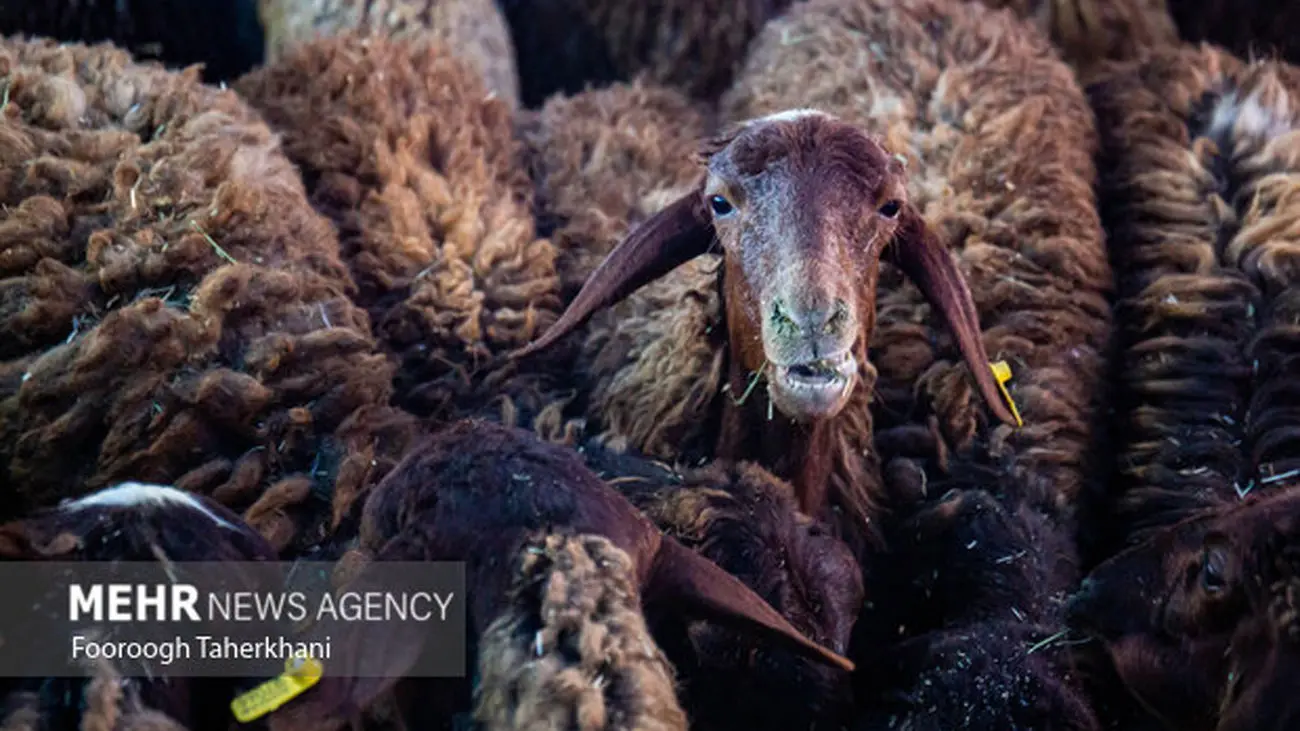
[262,419,854,730]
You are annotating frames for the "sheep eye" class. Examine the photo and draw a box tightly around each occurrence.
[709,195,735,217]
[878,200,902,218]
[1201,545,1228,593]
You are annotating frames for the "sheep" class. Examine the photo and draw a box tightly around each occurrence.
[580,441,865,731]
[234,33,562,428]
[497,0,793,108]
[261,418,854,730]
[474,531,688,731]
[515,0,1111,560]
[0,1,264,82]
[0,482,279,731]
[850,456,1099,730]
[1062,42,1300,730]
[0,36,421,553]
[255,0,520,111]
[1067,488,1300,731]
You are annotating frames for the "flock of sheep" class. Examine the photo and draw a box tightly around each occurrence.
[0,0,1298,729]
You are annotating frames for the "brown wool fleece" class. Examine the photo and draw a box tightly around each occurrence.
[517,80,725,455]
[236,33,563,426]
[1088,43,1300,545]
[474,532,688,731]
[0,36,420,552]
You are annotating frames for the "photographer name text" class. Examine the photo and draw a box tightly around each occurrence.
[71,633,332,665]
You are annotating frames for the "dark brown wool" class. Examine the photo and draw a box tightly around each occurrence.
[262,420,852,731]
[583,445,864,731]
[0,37,420,552]
[1167,0,1300,71]
[852,455,1099,730]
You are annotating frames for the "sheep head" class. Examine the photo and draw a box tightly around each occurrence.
[514,109,1015,426]
[1066,489,1300,731]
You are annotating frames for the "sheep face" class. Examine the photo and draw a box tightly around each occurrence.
[699,110,894,420]
[1067,490,1300,730]
[513,110,1016,427]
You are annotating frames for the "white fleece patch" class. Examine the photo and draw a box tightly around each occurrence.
[62,482,235,530]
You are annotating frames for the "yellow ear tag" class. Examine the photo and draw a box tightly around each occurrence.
[230,654,324,723]
[989,361,1023,428]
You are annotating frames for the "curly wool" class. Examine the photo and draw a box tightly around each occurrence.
[0,37,420,551]
[473,532,687,731]
[518,81,726,459]
[1088,44,1300,550]
[256,0,519,111]
[235,33,559,425]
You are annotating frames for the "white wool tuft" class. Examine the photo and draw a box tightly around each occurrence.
[61,482,235,530]
[753,108,835,125]
[1206,89,1297,144]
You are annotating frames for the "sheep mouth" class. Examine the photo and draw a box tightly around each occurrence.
[768,352,857,419]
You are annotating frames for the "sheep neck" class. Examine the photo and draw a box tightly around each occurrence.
[714,353,884,555]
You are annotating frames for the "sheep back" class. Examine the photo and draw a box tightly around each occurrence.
[1087,43,1300,548]
[0,36,419,552]
[235,33,558,424]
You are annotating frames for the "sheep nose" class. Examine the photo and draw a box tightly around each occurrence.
[771,297,850,336]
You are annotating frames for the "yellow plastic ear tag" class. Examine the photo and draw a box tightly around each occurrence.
[230,654,324,723]
[989,361,1023,428]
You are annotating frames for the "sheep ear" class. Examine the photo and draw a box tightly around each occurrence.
[648,537,855,673]
[511,185,715,359]
[890,204,1018,426]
